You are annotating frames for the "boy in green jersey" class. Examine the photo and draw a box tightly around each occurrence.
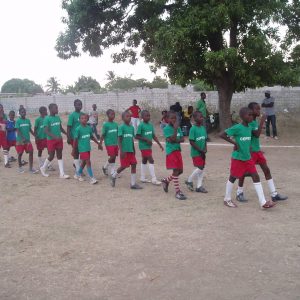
[136,110,164,185]
[236,102,287,202]
[73,114,101,184]
[100,109,119,176]
[40,103,69,179]
[67,99,84,175]
[220,107,275,209]
[15,107,38,174]
[110,111,142,189]
[185,111,208,193]
[161,111,186,200]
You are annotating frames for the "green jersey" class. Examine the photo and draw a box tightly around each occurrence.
[15,118,31,143]
[68,111,84,139]
[225,123,252,161]
[189,125,207,157]
[43,115,62,140]
[118,123,134,153]
[249,120,260,152]
[74,125,93,153]
[34,116,46,140]
[196,99,207,118]
[136,121,155,150]
[101,121,118,146]
[163,124,183,155]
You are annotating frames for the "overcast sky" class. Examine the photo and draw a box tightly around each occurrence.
[0,0,165,90]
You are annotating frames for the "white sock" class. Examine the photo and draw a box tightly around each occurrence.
[112,171,117,178]
[225,180,234,201]
[196,170,204,188]
[58,159,65,176]
[42,159,50,169]
[148,164,156,181]
[104,161,109,169]
[131,173,136,186]
[74,159,80,173]
[267,179,277,197]
[140,163,147,180]
[3,150,8,165]
[237,186,244,196]
[38,156,43,166]
[110,163,115,175]
[253,182,267,206]
[188,168,200,183]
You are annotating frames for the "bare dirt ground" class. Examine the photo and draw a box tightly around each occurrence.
[0,113,300,300]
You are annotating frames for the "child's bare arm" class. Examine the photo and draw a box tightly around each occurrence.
[220,131,237,147]
[61,125,67,135]
[153,135,164,151]
[44,126,57,140]
[252,114,267,138]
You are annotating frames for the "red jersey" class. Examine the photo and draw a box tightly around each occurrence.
[129,105,141,118]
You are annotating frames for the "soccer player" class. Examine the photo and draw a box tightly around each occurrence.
[236,102,288,202]
[0,104,7,120]
[100,109,118,176]
[110,111,142,189]
[88,104,100,139]
[73,114,100,184]
[185,111,208,193]
[6,110,17,165]
[135,110,164,185]
[161,111,186,200]
[15,107,38,174]
[0,110,9,167]
[40,103,70,179]
[67,99,84,175]
[220,107,275,209]
[128,99,141,134]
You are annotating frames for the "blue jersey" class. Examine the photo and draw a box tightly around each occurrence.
[6,120,16,141]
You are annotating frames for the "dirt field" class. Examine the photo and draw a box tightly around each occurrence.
[0,114,300,300]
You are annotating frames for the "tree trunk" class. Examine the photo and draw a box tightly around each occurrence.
[216,76,234,131]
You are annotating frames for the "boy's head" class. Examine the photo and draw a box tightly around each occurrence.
[248,102,260,117]
[265,90,271,98]
[162,110,167,116]
[8,110,15,120]
[201,92,206,100]
[133,99,137,106]
[141,110,150,122]
[122,111,131,124]
[80,113,89,125]
[188,106,194,114]
[92,104,97,110]
[239,107,253,123]
[193,111,204,124]
[74,99,82,112]
[19,107,26,118]
[39,106,47,117]
[106,109,115,121]
[167,111,177,125]
[48,103,58,115]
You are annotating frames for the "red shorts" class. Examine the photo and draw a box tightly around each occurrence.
[141,149,152,158]
[120,152,137,168]
[16,143,33,154]
[69,139,74,147]
[47,139,63,152]
[230,158,257,178]
[166,150,183,170]
[0,137,7,149]
[7,140,16,148]
[251,151,267,165]
[80,151,90,160]
[106,145,119,157]
[36,139,47,151]
[192,156,205,168]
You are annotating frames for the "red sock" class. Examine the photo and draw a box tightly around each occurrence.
[172,176,180,193]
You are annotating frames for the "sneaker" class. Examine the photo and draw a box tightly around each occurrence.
[140,178,151,183]
[74,174,84,182]
[185,180,194,191]
[236,192,247,202]
[196,186,208,193]
[224,199,237,208]
[29,168,39,174]
[18,167,25,174]
[21,160,28,166]
[40,166,49,177]
[102,166,108,176]
[89,177,98,185]
[152,179,161,185]
[130,184,143,190]
[9,156,17,162]
[175,191,187,200]
[59,174,70,179]
[47,165,56,171]
[262,200,276,209]
[274,136,279,140]
[272,193,288,201]
[110,175,116,187]
[161,178,169,193]
[4,163,11,168]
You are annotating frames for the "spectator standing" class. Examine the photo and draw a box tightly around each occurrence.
[196,93,209,124]
[128,99,141,134]
[88,104,100,139]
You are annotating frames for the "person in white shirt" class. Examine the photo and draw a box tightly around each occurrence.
[88,104,100,139]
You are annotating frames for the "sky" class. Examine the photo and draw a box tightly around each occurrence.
[0,0,165,90]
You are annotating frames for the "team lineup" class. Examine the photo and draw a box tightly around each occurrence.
[0,98,287,208]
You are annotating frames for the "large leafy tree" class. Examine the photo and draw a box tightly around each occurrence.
[56,0,300,129]
[1,78,43,95]
[46,77,61,93]
[74,75,101,93]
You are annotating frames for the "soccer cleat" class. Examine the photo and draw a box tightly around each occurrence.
[4,163,11,168]
[102,166,108,176]
[40,167,49,177]
[130,184,143,190]
[274,136,279,140]
[236,192,247,202]
[29,168,39,174]
[185,180,194,191]
[18,167,25,174]
[175,191,187,200]
[161,178,169,193]
[47,165,56,171]
[224,199,238,208]
[196,186,208,193]
[110,175,116,187]
[89,177,98,185]
[272,194,288,201]
[140,178,152,183]
[9,156,17,162]
[59,174,70,179]
[151,179,161,186]
[262,200,276,209]
[74,174,84,182]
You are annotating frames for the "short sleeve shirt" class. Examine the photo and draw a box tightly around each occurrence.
[249,120,260,152]
[74,125,93,153]
[225,123,252,161]
[129,106,140,118]
[15,118,31,143]
[34,116,47,140]
[43,115,62,140]
[6,120,16,141]
[101,121,118,146]
[262,97,275,116]
[68,111,84,139]
[189,125,207,157]
[118,123,135,153]
[196,99,207,118]
[88,111,98,125]
[137,122,155,150]
[163,124,183,155]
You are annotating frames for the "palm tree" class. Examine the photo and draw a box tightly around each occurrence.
[46,77,61,93]
[105,71,116,81]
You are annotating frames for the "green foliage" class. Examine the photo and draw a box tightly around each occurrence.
[1,78,43,94]
[46,77,61,93]
[192,80,215,92]
[74,76,101,93]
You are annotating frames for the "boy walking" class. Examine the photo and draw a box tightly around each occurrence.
[88,104,100,139]
[6,110,17,165]
[0,110,9,167]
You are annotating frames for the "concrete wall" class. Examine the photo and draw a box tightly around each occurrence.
[1,85,299,114]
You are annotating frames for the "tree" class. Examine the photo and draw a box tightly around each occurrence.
[1,78,43,94]
[46,77,61,93]
[150,76,169,89]
[105,71,116,82]
[56,0,300,128]
[74,76,101,93]
[105,76,138,91]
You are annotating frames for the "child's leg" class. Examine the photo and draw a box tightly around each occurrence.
[72,148,80,174]
[172,169,182,194]
[29,150,34,170]
[224,175,236,202]
[3,148,9,166]
[37,149,43,166]
[86,159,95,178]
[140,157,148,181]
[56,149,68,178]
[148,156,159,183]
[196,167,205,189]
[18,151,23,168]
[261,163,276,196]
[131,163,137,186]
[109,156,116,175]
[250,173,268,207]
